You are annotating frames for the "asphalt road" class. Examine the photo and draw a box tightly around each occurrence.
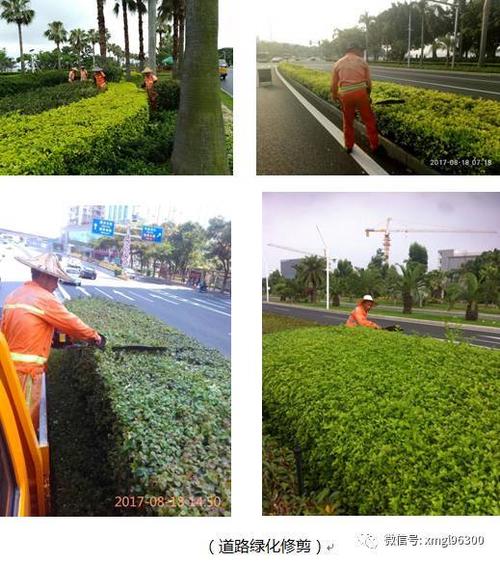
[257,65,408,176]
[263,302,500,350]
[0,246,231,357]
[300,60,500,100]
[221,68,233,96]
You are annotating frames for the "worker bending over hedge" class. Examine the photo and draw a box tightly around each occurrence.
[346,294,381,329]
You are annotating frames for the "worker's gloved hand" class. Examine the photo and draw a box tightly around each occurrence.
[95,333,107,350]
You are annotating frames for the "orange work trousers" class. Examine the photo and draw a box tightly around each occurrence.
[340,89,379,151]
[18,371,43,432]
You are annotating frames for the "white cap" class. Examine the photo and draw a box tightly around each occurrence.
[362,294,375,302]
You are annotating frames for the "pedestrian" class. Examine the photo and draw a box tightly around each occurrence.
[80,66,88,81]
[331,44,381,155]
[68,67,78,83]
[345,295,381,329]
[92,66,107,91]
[141,66,159,110]
[0,253,102,431]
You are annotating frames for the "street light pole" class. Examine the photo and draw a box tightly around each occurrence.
[408,7,412,68]
[451,0,459,69]
[316,225,330,311]
[478,0,491,67]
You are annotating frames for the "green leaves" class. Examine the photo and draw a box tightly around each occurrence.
[263,326,500,515]
[48,299,231,516]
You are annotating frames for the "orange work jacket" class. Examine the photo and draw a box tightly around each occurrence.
[345,305,379,329]
[0,281,99,376]
[332,53,372,97]
[95,71,107,89]
[143,73,158,90]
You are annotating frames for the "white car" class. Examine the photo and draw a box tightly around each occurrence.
[123,267,136,279]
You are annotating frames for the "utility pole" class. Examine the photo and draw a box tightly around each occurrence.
[451,0,459,69]
[316,225,330,311]
[420,0,426,68]
[408,7,413,68]
[478,0,491,67]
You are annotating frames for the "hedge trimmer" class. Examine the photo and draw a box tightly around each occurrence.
[52,332,170,353]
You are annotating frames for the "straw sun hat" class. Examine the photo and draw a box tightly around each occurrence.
[15,253,73,283]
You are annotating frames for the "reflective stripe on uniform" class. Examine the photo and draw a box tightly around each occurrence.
[3,303,45,315]
[339,81,368,94]
[11,352,47,365]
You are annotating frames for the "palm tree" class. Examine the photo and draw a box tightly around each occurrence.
[96,0,107,58]
[44,21,67,69]
[358,11,374,59]
[113,0,137,80]
[171,0,228,174]
[147,0,156,69]
[461,272,480,321]
[397,262,426,314]
[87,28,100,63]
[136,0,147,70]
[69,28,88,65]
[295,255,325,304]
[0,0,35,72]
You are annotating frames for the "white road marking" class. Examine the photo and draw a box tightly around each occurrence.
[58,284,71,301]
[128,291,154,303]
[149,293,179,305]
[94,287,114,300]
[371,73,499,97]
[113,290,135,301]
[77,287,91,297]
[192,297,228,309]
[275,66,388,176]
[186,301,232,317]
[473,334,500,341]
[160,292,189,303]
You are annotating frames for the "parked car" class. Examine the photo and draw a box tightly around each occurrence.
[60,273,81,286]
[79,267,97,280]
[123,267,136,279]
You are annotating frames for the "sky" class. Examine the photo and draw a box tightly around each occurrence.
[257,0,414,45]
[1,0,234,59]
[262,193,500,274]
[0,191,232,238]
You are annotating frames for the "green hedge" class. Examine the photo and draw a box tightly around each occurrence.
[154,78,180,111]
[0,82,148,175]
[48,299,231,516]
[0,82,99,115]
[263,326,500,515]
[278,63,500,175]
[0,70,67,98]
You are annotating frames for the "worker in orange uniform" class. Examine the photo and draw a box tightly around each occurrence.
[68,67,78,83]
[141,66,159,110]
[92,66,107,91]
[80,66,88,81]
[345,295,381,329]
[0,253,102,431]
[331,44,380,155]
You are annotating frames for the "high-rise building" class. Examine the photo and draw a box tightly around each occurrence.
[68,205,105,226]
[439,249,483,271]
[281,259,301,279]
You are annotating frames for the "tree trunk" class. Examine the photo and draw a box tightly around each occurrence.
[122,1,131,79]
[57,42,61,69]
[147,0,157,70]
[402,292,413,314]
[178,1,185,75]
[97,0,107,58]
[172,0,228,175]
[465,301,478,321]
[172,11,179,76]
[18,23,25,72]
[332,293,340,307]
[138,9,145,70]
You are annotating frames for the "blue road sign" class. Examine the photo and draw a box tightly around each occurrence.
[91,218,115,237]
[141,225,163,243]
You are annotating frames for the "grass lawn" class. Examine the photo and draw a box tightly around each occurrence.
[220,88,233,110]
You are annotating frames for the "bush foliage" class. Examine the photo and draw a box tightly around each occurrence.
[0,83,148,175]
[0,82,98,116]
[263,326,500,515]
[0,70,67,98]
[48,299,231,516]
[278,63,500,175]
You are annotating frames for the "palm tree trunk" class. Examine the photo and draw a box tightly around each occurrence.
[138,9,145,70]
[148,0,156,70]
[57,42,61,69]
[97,0,107,58]
[172,9,179,77]
[122,0,131,79]
[171,0,228,175]
[465,301,478,321]
[17,23,25,72]
[403,292,413,314]
[178,1,185,74]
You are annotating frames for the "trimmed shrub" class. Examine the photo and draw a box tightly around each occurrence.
[0,82,149,175]
[263,326,500,515]
[0,82,98,115]
[278,63,500,175]
[154,78,181,111]
[48,299,231,516]
[0,70,67,98]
